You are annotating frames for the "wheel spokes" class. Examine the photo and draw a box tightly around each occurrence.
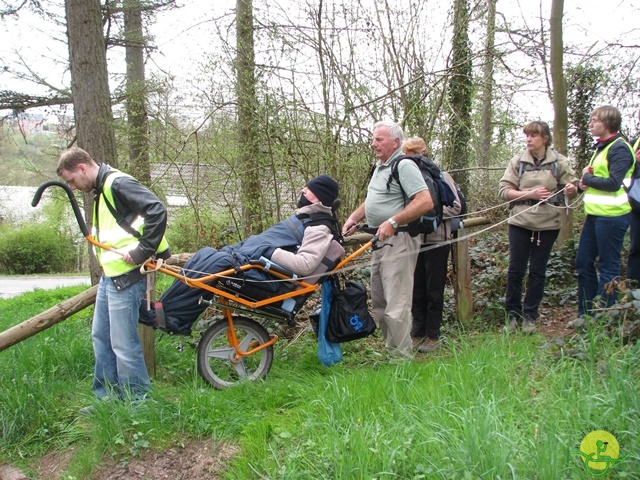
[231,359,248,377]
[206,346,235,360]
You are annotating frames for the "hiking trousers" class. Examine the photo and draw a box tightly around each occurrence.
[576,213,629,316]
[505,225,558,322]
[371,231,421,357]
[411,243,450,339]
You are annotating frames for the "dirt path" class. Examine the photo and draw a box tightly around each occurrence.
[0,275,90,299]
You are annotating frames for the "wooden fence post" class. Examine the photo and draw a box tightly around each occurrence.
[453,223,474,323]
[138,272,156,377]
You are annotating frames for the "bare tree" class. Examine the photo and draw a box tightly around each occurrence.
[550,0,567,155]
[236,0,264,235]
[123,0,151,185]
[549,0,572,246]
[479,0,496,168]
[446,0,473,193]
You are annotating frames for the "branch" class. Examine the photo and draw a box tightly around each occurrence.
[0,0,28,17]
[0,90,72,110]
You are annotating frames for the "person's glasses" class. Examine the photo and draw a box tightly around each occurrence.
[589,119,602,125]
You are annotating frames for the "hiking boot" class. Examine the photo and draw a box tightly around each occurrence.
[417,337,441,354]
[411,336,424,349]
[503,318,519,334]
[522,319,536,334]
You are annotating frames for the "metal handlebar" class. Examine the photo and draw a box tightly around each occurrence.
[32,181,90,237]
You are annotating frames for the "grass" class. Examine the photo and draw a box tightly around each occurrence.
[1,285,639,479]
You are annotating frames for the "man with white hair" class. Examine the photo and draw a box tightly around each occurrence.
[343,121,433,357]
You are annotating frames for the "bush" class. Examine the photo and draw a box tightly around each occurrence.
[166,206,240,253]
[0,223,76,274]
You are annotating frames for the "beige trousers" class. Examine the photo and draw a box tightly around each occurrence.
[370,232,421,357]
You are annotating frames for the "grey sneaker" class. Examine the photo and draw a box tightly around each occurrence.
[503,318,519,333]
[417,337,441,353]
[566,317,587,329]
[522,319,536,334]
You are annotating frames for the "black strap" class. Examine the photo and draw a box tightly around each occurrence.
[297,212,342,242]
[102,194,142,239]
[509,198,561,209]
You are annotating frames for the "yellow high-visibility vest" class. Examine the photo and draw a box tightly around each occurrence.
[93,170,169,277]
[583,138,635,217]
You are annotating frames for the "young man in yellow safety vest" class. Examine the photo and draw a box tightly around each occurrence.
[57,147,171,411]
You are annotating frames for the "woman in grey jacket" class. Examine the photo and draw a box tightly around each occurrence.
[498,121,578,333]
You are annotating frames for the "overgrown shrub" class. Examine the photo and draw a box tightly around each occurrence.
[166,206,240,254]
[0,224,76,274]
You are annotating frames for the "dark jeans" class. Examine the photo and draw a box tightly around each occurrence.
[411,244,450,339]
[505,225,559,322]
[576,213,630,316]
[627,211,640,284]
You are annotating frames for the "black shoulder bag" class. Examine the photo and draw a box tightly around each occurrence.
[325,275,376,343]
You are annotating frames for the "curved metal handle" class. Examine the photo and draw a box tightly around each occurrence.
[32,181,90,237]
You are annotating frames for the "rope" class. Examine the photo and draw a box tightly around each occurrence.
[165,191,585,285]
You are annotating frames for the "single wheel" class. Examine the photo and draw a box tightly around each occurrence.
[196,316,274,389]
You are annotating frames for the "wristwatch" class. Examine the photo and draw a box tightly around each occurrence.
[388,217,398,229]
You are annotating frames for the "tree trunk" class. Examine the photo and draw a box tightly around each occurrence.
[65,0,118,284]
[124,0,151,186]
[124,0,155,373]
[447,0,472,194]
[550,0,572,246]
[237,0,263,235]
[479,0,496,171]
[550,0,568,156]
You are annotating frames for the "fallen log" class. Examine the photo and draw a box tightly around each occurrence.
[0,285,98,352]
[0,253,192,352]
[165,252,192,266]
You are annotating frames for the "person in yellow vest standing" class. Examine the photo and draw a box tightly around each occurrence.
[569,106,635,328]
[57,147,171,410]
[626,136,640,283]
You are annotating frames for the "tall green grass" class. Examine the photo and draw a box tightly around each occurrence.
[1,286,639,478]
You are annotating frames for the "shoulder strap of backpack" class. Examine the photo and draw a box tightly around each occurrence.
[517,154,559,181]
[386,154,417,197]
[98,171,142,239]
[386,155,403,193]
[296,212,342,242]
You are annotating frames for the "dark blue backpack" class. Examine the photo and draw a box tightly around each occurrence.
[386,154,456,234]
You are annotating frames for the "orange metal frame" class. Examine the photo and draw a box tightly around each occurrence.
[86,235,374,359]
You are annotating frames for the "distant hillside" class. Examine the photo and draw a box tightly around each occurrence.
[0,124,66,187]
